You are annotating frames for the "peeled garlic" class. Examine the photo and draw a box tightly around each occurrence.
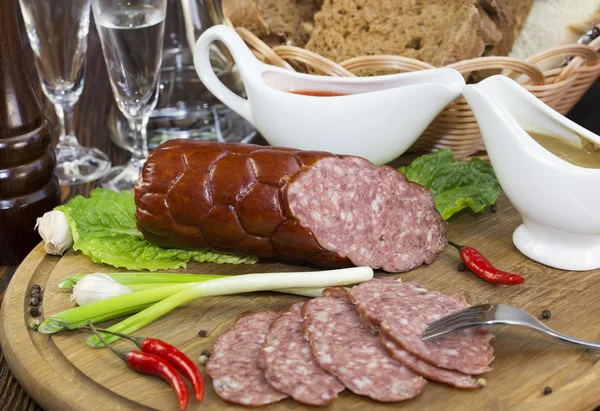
[72,273,132,306]
[35,210,73,255]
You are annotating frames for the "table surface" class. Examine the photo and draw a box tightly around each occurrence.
[2,12,600,411]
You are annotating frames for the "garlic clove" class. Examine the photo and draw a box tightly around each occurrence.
[35,210,73,255]
[72,273,132,306]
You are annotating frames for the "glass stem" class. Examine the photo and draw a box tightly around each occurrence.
[129,116,149,163]
[55,103,79,148]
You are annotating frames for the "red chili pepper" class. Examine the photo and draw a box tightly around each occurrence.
[93,327,204,403]
[448,241,525,285]
[89,323,189,410]
[126,351,189,411]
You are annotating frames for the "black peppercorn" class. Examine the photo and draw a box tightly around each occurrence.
[489,204,497,213]
[30,297,40,306]
[457,262,467,272]
[201,349,211,358]
[543,386,552,395]
[198,329,208,337]
[541,310,551,320]
[31,284,41,293]
[29,306,40,317]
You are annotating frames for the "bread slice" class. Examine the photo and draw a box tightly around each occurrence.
[305,0,503,68]
[509,0,600,64]
[222,0,270,38]
[478,5,503,46]
[567,6,600,40]
[484,0,535,57]
[222,0,319,47]
[478,0,509,24]
[258,0,318,46]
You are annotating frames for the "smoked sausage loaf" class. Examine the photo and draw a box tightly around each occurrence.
[134,140,446,272]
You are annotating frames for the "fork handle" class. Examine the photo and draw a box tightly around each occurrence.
[526,322,600,350]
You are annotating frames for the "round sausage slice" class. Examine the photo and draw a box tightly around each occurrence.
[302,292,426,402]
[349,279,494,375]
[286,156,447,272]
[379,335,478,389]
[206,311,287,406]
[259,302,345,405]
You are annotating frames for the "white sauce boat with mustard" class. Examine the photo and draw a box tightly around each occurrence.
[463,75,600,271]
[193,25,465,165]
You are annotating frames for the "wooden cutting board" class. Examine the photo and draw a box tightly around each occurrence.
[2,193,600,411]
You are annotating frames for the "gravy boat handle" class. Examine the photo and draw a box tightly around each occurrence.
[193,26,263,126]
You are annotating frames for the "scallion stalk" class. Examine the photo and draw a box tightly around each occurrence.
[126,283,188,291]
[38,283,195,334]
[37,302,155,334]
[127,284,332,295]
[83,267,373,347]
[59,273,331,295]
[274,287,335,298]
[58,273,229,289]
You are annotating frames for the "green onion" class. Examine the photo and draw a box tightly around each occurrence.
[38,283,194,334]
[57,272,229,289]
[126,283,189,291]
[128,284,331,295]
[274,287,337,298]
[59,273,329,295]
[37,302,155,334]
[83,267,374,347]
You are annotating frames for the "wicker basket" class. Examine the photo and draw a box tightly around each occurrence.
[234,27,600,160]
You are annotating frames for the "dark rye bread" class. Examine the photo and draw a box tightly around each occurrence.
[222,0,269,38]
[486,0,536,56]
[470,0,534,81]
[305,0,506,68]
[223,0,534,77]
[478,5,503,46]
[222,0,319,47]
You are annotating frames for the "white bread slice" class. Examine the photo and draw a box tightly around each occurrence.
[566,5,600,40]
[509,0,600,65]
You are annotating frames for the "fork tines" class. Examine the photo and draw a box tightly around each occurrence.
[421,304,495,341]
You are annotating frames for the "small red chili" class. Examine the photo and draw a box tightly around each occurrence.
[448,241,525,285]
[126,351,189,410]
[92,327,204,403]
[89,323,189,410]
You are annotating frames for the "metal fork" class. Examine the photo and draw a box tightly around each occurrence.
[421,303,600,349]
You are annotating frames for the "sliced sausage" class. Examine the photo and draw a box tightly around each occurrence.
[135,140,446,272]
[349,278,494,375]
[259,302,344,405]
[302,291,426,402]
[379,335,478,389]
[206,311,287,406]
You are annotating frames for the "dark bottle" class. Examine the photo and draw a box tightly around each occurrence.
[0,0,61,265]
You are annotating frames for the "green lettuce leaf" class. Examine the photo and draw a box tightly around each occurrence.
[398,149,500,220]
[56,189,257,271]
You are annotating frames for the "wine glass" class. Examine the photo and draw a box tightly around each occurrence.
[92,0,167,192]
[19,0,111,185]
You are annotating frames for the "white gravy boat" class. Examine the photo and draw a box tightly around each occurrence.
[193,25,465,165]
[463,75,600,271]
